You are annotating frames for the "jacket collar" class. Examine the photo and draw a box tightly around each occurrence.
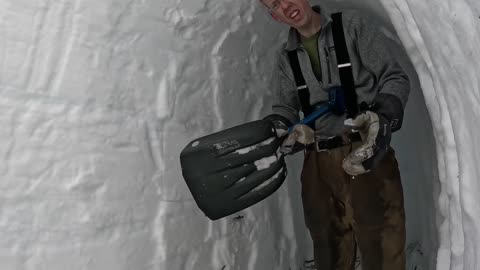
[285,5,332,51]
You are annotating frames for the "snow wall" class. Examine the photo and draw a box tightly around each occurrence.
[0,0,478,269]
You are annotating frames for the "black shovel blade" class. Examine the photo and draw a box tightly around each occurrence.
[180,120,287,220]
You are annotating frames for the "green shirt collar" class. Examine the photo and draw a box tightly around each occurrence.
[285,5,333,51]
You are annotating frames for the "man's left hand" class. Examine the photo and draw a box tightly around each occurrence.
[342,110,392,176]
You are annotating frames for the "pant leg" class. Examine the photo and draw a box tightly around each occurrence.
[301,148,357,270]
[301,150,334,269]
[351,147,406,270]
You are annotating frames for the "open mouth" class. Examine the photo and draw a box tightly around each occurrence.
[289,9,300,20]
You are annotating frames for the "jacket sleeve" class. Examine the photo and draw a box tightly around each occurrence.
[269,50,301,125]
[347,12,410,130]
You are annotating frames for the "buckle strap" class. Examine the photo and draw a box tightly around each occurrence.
[307,132,362,152]
[315,136,345,152]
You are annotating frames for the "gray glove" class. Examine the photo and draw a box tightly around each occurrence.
[342,111,391,175]
[342,93,404,176]
[263,114,314,155]
[281,124,315,154]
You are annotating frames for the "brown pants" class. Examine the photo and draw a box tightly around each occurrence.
[301,144,406,270]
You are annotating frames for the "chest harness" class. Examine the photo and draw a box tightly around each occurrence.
[287,12,359,120]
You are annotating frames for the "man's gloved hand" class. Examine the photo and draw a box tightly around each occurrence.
[263,114,315,155]
[281,124,315,154]
[342,93,404,176]
[342,111,391,176]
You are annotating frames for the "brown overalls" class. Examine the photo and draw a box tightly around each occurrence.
[300,143,406,270]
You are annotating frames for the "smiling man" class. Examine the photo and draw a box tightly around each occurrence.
[260,0,410,269]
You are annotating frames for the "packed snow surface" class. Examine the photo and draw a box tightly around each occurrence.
[0,0,304,269]
[380,0,480,269]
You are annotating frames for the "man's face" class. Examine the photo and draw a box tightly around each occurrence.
[261,0,314,28]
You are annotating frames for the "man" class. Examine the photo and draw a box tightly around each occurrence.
[259,0,410,269]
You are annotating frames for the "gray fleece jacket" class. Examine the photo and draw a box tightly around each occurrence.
[269,6,410,137]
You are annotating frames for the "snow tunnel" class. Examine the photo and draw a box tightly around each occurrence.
[0,0,478,269]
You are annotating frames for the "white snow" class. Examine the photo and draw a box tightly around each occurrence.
[380,0,480,269]
[236,177,247,184]
[234,137,276,155]
[254,155,279,171]
[251,168,285,192]
[0,0,478,269]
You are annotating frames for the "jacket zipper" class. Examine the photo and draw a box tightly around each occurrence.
[324,47,332,84]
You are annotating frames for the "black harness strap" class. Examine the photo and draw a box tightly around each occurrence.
[287,12,358,120]
[331,12,359,118]
[287,50,314,117]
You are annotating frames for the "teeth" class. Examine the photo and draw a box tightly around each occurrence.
[290,10,299,19]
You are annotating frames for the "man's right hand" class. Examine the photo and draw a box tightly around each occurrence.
[281,124,315,154]
[264,114,315,154]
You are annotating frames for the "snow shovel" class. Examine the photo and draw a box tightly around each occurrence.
[180,87,345,220]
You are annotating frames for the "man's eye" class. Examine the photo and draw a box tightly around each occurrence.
[270,1,279,10]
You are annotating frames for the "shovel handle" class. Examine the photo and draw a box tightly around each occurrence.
[288,104,331,133]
